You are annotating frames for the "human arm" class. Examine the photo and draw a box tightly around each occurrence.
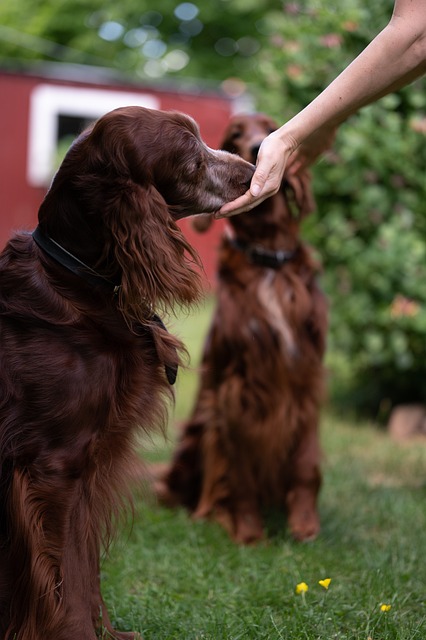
[217,0,426,217]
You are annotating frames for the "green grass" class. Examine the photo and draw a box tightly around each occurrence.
[102,299,426,639]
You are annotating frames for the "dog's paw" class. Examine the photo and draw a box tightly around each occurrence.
[288,510,320,542]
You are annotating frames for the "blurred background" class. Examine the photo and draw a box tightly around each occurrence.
[1,0,425,423]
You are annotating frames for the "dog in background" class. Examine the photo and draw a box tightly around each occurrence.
[0,106,255,640]
[155,113,328,544]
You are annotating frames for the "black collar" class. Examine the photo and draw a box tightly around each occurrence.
[32,225,177,385]
[229,237,297,269]
[32,225,121,294]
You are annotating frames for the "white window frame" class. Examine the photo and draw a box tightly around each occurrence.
[27,84,160,187]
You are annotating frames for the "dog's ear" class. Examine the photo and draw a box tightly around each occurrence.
[285,169,316,220]
[105,183,202,324]
[191,215,214,234]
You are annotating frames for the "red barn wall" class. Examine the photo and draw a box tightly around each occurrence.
[0,65,239,287]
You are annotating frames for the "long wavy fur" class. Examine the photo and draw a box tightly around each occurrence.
[0,105,254,639]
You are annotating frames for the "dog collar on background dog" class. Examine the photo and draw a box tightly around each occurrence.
[32,225,177,385]
[229,237,297,269]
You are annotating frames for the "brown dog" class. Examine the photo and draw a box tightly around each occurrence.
[155,113,328,544]
[0,106,255,640]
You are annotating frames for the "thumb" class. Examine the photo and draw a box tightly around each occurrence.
[249,170,268,197]
[248,134,287,199]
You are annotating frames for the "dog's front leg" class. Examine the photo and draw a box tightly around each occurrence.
[5,463,98,640]
[286,421,322,542]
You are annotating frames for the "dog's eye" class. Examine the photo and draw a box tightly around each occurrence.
[230,130,242,141]
[192,157,205,174]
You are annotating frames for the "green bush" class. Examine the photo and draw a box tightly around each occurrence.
[253,1,426,419]
[311,102,426,418]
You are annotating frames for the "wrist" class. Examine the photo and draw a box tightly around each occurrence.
[274,124,301,155]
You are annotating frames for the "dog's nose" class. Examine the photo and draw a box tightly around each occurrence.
[250,144,261,163]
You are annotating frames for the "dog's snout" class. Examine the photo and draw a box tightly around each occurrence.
[243,162,256,187]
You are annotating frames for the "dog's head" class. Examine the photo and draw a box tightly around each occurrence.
[221,112,278,165]
[38,107,255,319]
[58,106,255,220]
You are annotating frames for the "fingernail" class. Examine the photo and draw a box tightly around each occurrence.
[251,184,261,197]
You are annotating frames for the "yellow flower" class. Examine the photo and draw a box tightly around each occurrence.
[318,578,331,590]
[295,582,309,594]
[380,604,392,612]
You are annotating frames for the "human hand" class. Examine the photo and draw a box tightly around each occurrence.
[216,131,293,218]
[286,125,337,175]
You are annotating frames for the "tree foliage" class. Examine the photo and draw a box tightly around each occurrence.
[1,0,425,417]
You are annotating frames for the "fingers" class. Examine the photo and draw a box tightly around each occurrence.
[216,178,280,218]
[252,137,285,193]
[215,189,261,218]
[248,166,270,198]
[217,164,281,219]
[285,157,304,176]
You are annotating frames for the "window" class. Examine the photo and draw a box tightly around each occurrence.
[27,84,160,186]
